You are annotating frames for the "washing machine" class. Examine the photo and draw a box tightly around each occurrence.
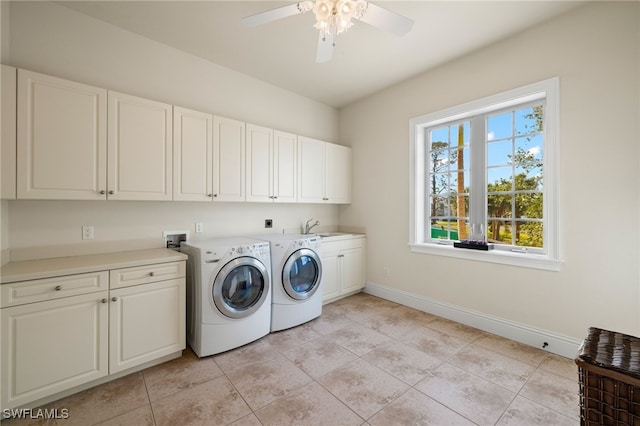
[181,237,271,357]
[255,234,323,332]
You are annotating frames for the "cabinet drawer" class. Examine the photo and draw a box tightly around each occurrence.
[110,261,185,289]
[1,271,108,308]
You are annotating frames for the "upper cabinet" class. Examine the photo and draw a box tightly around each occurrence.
[9,68,350,204]
[273,130,298,203]
[213,116,245,202]
[173,106,213,201]
[246,125,297,203]
[17,69,107,200]
[107,91,172,201]
[1,65,17,199]
[298,136,351,204]
[297,136,325,203]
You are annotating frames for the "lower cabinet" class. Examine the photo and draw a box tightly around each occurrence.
[321,237,366,303]
[109,278,185,374]
[1,292,109,409]
[0,259,186,410]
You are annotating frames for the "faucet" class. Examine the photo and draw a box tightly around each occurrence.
[304,218,320,234]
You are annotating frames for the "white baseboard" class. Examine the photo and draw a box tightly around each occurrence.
[364,281,581,359]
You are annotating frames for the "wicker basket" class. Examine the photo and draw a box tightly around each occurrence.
[575,327,640,425]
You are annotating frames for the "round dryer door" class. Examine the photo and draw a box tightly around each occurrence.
[212,257,270,319]
[282,248,322,300]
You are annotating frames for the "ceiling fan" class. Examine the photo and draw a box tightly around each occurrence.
[242,0,414,63]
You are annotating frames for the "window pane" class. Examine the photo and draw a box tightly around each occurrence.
[487,140,512,167]
[515,173,542,192]
[456,220,471,240]
[451,171,470,194]
[514,135,543,170]
[488,194,512,219]
[431,127,449,144]
[431,220,458,240]
[487,112,512,140]
[451,146,470,170]
[487,220,512,245]
[449,122,469,147]
[516,165,543,183]
[515,105,544,135]
[516,221,543,248]
[431,195,450,217]
[450,194,469,218]
[488,167,512,188]
[429,173,449,196]
[515,193,543,219]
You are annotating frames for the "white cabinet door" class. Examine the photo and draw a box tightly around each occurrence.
[246,127,297,203]
[320,245,340,303]
[298,137,351,204]
[173,107,213,201]
[321,237,366,303]
[339,246,364,294]
[325,143,351,204]
[17,69,107,200]
[297,136,325,203]
[1,65,16,199]
[213,116,245,202]
[273,130,297,203]
[109,278,185,374]
[246,123,273,202]
[107,91,172,201]
[1,292,108,409]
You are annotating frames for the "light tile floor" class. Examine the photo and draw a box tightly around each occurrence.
[4,293,580,425]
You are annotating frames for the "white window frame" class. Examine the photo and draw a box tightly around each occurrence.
[409,78,560,271]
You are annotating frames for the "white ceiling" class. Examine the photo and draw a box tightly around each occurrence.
[58,1,584,108]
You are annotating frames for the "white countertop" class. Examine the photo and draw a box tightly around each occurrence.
[1,248,187,284]
[315,232,366,242]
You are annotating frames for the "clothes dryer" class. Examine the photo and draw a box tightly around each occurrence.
[181,237,271,357]
[255,234,322,332]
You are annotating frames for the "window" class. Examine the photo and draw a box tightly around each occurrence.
[409,78,560,270]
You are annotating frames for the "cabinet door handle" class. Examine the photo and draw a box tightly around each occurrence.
[273,196,278,199]
[207,194,213,197]
[111,296,118,302]
[101,298,108,304]
[338,254,345,258]
[108,190,115,195]
[149,272,155,277]
[99,190,106,195]
[54,285,62,291]
[213,194,218,198]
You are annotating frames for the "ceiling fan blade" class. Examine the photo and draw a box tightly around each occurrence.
[316,32,334,63]
[242,3,304,27]
[356,2,414,37]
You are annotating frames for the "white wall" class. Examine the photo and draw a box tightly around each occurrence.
[339,2,640,341]
[3,1,340,258]
[0,2,10,263]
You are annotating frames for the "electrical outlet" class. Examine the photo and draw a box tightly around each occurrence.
[82,225,94,240]
[195,222,203,233]
[265,219,273,228]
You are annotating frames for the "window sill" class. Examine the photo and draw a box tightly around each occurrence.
[409,243,561,271]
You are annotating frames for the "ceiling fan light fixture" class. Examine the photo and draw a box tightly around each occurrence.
[310,0,368,39]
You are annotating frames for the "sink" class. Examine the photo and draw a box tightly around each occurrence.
[316,232,352,238]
